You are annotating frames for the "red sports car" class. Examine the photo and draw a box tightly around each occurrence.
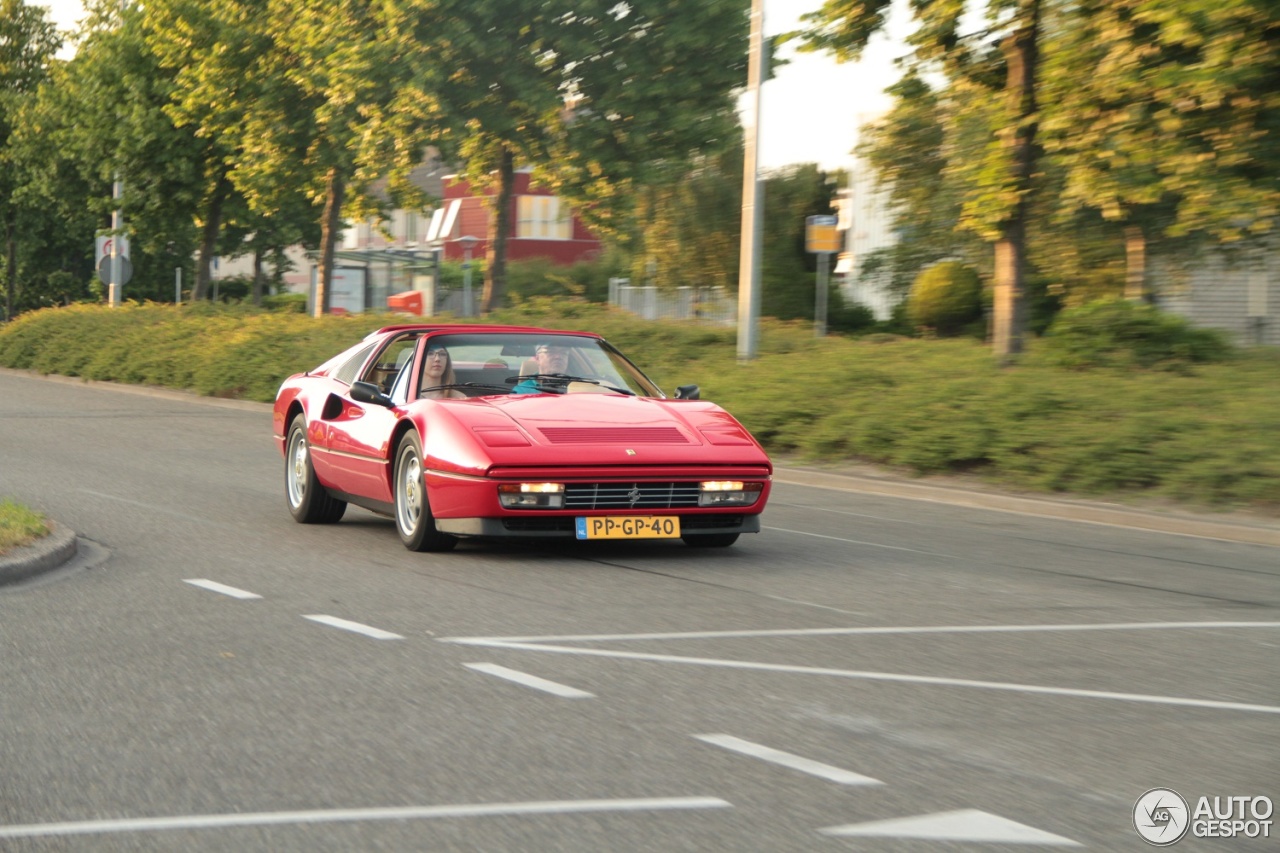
[272,324,772,551]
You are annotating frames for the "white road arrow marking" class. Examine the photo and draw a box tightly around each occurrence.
[820,809,1081,845]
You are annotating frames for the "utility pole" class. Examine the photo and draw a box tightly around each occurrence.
[736,0,764,362]
[109,176,123,307]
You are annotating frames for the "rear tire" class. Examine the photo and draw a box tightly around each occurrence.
[682,533,739,548]
[285,415,346,524]
[394,431,457,552]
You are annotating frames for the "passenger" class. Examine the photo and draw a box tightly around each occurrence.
[420,344,465,399]
[512,342,571,394]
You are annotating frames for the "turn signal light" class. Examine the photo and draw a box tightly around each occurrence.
[498,482,565,509]
[698,481,763,506]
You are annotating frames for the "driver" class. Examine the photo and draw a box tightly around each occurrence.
[512,342,570,394]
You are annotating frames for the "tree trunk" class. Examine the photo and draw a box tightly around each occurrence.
[481,147,515,314]
[252,246,265,306]
[194,170,232,301]
[1124,223,1147,302]
[991,1,1041,365]
[4,212,15,321]
[315,166,346,318]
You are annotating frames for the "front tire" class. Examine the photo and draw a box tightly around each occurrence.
[285,415,346,524]
[682,532,739,548]
[394,431,457,552]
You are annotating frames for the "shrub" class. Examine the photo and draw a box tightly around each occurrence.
[1039,296,1232,370]
[905,261,984,336]
[827,293,877,335]
[262,292,307,313]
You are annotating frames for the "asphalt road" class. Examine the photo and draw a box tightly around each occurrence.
[1,370,1276,852]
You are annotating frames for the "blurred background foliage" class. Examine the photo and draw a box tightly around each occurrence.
[1,0,1275,347]
[0,302,1274,512]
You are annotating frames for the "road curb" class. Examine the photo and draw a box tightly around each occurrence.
[0,522,79,586]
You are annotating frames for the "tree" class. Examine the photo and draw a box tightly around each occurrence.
[32,0,226,304]
[1041,0,1280,301]
[8,61,102,309]
[418,0,749,313]
[627,144,744,294]
[146,0,442,315]
[798,0,1046,363]
[854,72,982,299]
[0,0,61,320]
[759,163,838,321]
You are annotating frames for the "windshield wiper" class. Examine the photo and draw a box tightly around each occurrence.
[506,374,635,395]
[419,382,510,397]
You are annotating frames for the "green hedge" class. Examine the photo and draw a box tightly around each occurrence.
[2,300,1277,512]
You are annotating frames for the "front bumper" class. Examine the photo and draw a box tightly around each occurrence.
[435,513,761,539]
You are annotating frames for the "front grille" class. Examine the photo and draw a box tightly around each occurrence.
[564,482,701,510]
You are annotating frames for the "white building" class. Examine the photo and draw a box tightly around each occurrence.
[837,157,899,321]
[1154,239,1280,347]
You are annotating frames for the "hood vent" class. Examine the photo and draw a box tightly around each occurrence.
[538,427,689,444]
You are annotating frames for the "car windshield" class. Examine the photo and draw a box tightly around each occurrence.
[418,333,664,398]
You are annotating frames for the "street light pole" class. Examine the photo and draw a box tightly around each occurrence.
[736,0,764,361]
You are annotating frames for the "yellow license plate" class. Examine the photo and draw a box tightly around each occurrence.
[575,516,681,540]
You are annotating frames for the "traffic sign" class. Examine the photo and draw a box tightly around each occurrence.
[97,255,133,286]
[95,235,130,265]
[805,215,840,254]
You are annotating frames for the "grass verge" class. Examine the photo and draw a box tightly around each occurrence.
[0,499,50,556]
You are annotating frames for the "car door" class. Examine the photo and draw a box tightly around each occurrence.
[322,335,420,504]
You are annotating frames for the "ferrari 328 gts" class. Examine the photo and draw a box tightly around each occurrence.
[272,324,772,551]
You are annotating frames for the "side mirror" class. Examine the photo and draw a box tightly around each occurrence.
[350,380,395,408]
[674,384,700,400]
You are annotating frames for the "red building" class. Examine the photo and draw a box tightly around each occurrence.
[440,168,601,265]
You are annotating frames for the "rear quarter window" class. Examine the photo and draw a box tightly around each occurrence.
[332,343,376,386]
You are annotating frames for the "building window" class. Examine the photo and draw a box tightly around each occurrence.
[517,196,571,240]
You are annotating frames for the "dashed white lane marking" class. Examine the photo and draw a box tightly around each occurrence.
[303,615,403,640]
[441,620,1280,645]
[0,797,731,839]
[441,640,1280,714]
[693,734,882,786]
[464,663,594,698]
[183,579,262,600]
[820,809,1081,846]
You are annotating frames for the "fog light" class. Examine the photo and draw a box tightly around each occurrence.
[698,481,763,506]
[499,482,565,509]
